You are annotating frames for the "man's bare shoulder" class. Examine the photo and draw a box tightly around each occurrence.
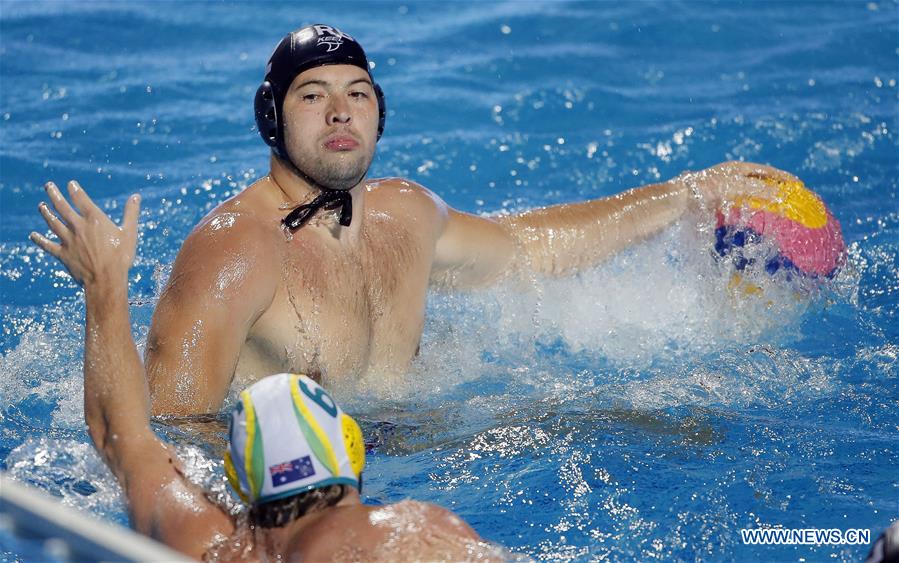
[163,179,286,304]
[368,500,481,540]
[365,177,450,238]
[123,441,235,558]
[178,182,283,266]
[191,178,281,237]
[366,177,448,210]
[293,500,483,560]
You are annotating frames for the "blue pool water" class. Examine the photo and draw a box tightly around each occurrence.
[1,1,897,561]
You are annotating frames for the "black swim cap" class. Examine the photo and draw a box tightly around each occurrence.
[254,24,386,162]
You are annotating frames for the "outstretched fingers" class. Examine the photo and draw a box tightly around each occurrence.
[37,201,72,244]
[737,161,801,184]
[29,231,62,259]
[30,183,143,286]
[67,180,103,218]
[122,194,141,235]
[44,181,80,226]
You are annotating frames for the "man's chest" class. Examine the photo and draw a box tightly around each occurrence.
[239,218,434,382]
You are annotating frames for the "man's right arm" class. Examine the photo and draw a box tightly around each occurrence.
[31,182,234,557]
[146,212,279,415]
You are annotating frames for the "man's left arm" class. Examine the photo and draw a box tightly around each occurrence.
[494,176,689,277]
[431,161,797,286]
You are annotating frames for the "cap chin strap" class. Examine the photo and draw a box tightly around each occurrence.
[278,154,366,231]
[283,190,353,231]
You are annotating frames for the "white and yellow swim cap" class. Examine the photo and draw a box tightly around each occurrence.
[224,373,365,505]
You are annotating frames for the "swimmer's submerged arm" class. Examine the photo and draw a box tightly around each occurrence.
[32,182,233,557]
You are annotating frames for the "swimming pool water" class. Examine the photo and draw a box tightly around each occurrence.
[1,1,897,561]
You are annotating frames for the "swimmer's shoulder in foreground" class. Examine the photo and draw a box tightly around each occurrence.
[29,186,496,560]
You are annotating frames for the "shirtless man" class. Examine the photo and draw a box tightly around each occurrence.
[32,24,799,416]
[25,186,487,558]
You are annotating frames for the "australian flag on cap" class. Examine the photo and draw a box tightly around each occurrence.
[270,455,315,487]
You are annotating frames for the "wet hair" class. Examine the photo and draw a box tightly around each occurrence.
[249,484,349,529]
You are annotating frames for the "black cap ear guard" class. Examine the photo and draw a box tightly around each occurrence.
[373,83,387,140]
[255,80,282,155]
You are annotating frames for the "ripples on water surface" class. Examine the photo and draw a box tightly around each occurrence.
[1,1,897,561]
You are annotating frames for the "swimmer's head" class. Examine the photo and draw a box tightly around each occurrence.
[224,373,365,509]
[255,24,386,171]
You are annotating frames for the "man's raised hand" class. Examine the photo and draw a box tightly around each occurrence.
[30,181,141,287]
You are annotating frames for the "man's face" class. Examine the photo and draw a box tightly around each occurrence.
[281,64,379,191]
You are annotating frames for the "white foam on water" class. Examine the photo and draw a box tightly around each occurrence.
[0,307,87,430]
[5,437,124,519]
[593,346,837,411]
[360,217,847,415]
[0,214,854,508]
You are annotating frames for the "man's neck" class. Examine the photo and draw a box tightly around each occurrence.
[268,155,367,239]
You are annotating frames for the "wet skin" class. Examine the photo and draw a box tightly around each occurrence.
[31,62,805,558]
[29,178,493,560]
[140,64,801,415]
[144,65,469,412]
[37,64,802,417]
[209,494,491,562]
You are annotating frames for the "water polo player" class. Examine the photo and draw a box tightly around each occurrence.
[23,180,490,557]
[31,23,830,418]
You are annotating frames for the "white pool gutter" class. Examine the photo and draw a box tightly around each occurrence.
[0,472,193,562]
